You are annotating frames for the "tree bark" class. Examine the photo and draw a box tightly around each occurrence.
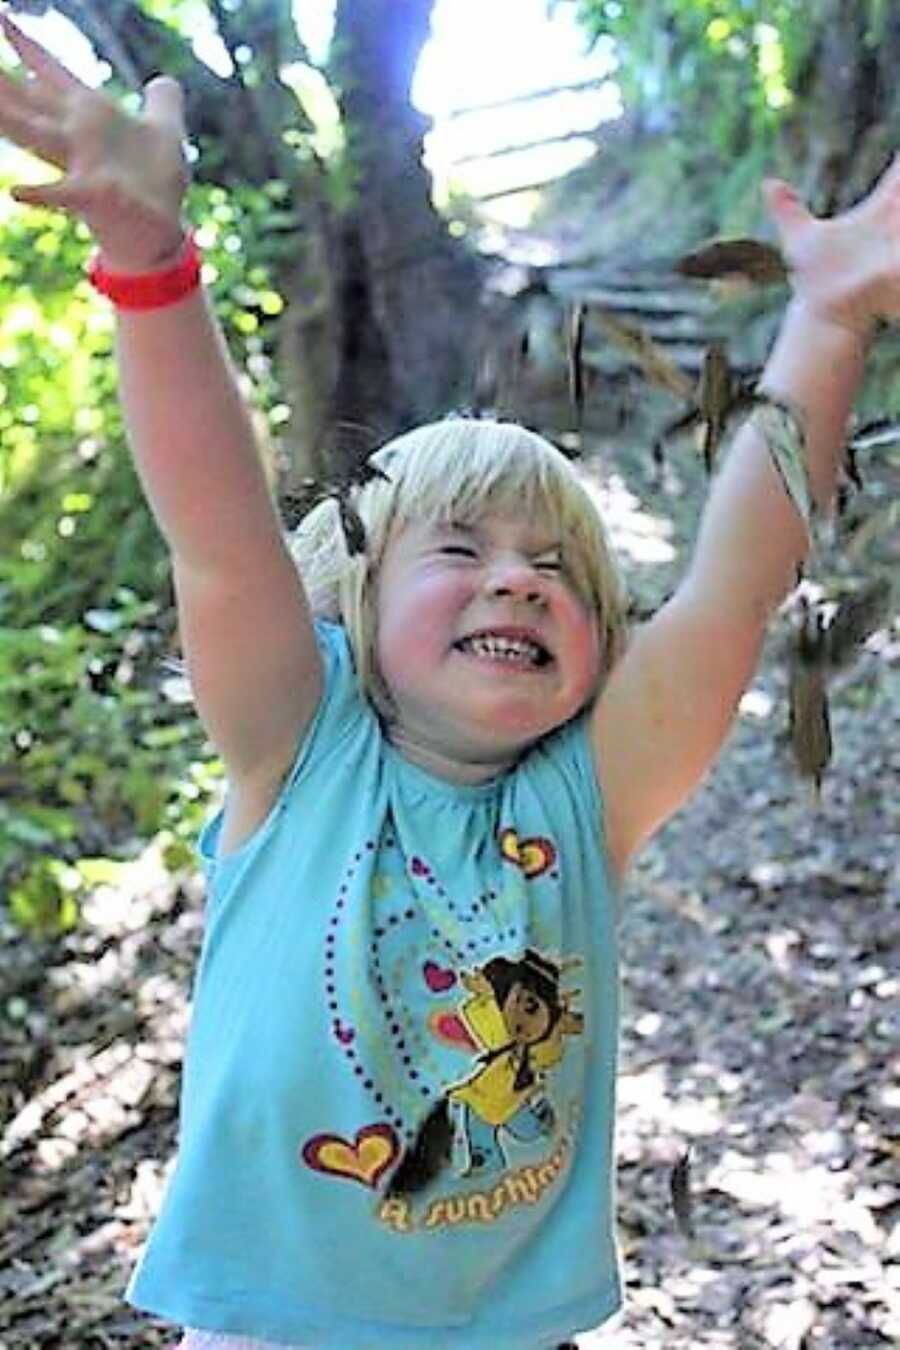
[783,0,900,211]
[35,0,483,480]
[326,0,485,470]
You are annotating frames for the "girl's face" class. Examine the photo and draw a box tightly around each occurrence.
[375,512,600,781]
[502,981,553,1044]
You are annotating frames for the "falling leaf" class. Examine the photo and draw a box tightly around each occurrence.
[848,417,900,453]
[670,1149,695,1239]
[840,416,900,498]
[695,342,734,473]
[826,578,894,670]
[657,343,771,474]
[754,400,813,539]
[592,307,693,401]
[843,440,863,493]
[568,302,586,438]
[789,601,832,790]
[675,238,789,285]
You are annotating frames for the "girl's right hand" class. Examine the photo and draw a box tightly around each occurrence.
[0,12,189,270]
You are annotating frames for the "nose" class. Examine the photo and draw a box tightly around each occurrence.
[485,555,546,605]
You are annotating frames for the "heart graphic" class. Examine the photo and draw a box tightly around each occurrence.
[410,856,430,877]
[302,1123,399,1188]
[333,1019,355,1045]
[499,827,556,879]
[423,959,456,993]
[428,1009,477,1051]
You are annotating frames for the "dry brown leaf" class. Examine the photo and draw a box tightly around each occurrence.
[676,237,789,285]
[592,306,693,400]
[789,602,832,789]
[568,302,586,435]
[670,1149,695,1239]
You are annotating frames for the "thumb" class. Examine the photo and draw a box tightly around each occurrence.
[143,76,186,136]
[762,178,813,238]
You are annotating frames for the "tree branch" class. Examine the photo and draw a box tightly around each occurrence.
[43,0,302,185]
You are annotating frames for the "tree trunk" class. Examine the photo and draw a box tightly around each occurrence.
[40,0,484,482]
[784,0,900,211]
[325,0,485,472]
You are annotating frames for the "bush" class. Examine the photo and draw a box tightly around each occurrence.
[0,588,221,934]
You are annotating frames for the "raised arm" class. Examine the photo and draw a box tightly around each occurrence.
[594,162,900,875]
[0,16,321,805]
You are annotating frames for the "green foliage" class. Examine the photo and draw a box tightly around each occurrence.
[0,174,290,616]
[573,0,813,156]
[0,587,221,934]
[133,0,215,32]
[0,171,295,930]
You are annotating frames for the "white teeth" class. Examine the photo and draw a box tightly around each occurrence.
[460,634,544,665]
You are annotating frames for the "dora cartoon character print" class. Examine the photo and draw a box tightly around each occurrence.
[389,949,583,1195]
[452,950,583,1175]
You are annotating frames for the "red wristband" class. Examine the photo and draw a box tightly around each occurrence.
[87,233,202,311]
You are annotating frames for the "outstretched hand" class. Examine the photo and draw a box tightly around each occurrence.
[763,156,900,337]
[0,12,188,269]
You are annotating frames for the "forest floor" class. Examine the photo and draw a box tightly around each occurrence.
[1,415,898,1349]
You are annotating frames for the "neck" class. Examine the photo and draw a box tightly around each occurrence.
[385,723,520,785]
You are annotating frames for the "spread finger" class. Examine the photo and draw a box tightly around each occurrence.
[0,97,67,167]
[0,12,81,94]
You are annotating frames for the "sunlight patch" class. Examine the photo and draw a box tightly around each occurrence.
[739,687,774,719]
[576,470,676,565]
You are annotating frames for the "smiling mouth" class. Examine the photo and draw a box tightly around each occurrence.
[454,632,552,668]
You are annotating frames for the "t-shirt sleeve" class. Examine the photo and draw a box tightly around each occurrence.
[554,711,606,832]
[197,620,363,885]
[543,710,620,914]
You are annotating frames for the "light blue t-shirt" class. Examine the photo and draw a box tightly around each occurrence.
[128,621,621,1348]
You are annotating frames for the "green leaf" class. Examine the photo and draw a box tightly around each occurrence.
[8,859,81,936]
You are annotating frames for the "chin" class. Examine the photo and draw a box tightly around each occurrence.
[462,709,564,755]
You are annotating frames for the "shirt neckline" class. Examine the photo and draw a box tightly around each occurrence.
[382,738,510,801]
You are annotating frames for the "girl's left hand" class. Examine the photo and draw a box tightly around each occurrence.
[764,155,900,337]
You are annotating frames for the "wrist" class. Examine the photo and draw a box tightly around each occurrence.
[87,232,203,311]
[94,230,189,276]
[785,295,876,350]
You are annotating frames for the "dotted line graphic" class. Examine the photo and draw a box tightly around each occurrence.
[323,833,544,1141]
[324,840,408,1134]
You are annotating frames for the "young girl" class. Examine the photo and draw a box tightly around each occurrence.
[1,14,897,1349]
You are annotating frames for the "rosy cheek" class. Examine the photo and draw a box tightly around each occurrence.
[560,596,600,673]
[378,574,459,676]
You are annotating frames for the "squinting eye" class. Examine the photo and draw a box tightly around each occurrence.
[441,545,477,558]
[536,559,563,573]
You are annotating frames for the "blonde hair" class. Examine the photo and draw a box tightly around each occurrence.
[290,418,628,719]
